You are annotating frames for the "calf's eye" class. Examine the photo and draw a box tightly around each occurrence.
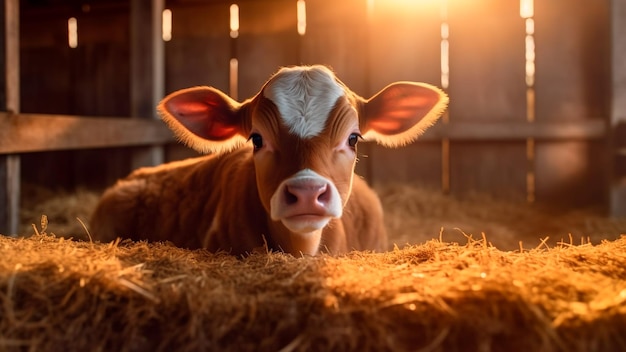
[248,133,263,151]
[347,133,361,148]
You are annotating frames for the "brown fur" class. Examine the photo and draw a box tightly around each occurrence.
[90,149,386,255]
[90,66,447,256]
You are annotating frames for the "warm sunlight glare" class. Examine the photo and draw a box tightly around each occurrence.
[522,0,536,203]
[382,0,439,10]
[297,0,306,36]
[525,17,534,35]
[366,0,375,21]
[162,9,172,42]
[230,4,240,38]
[526,84,535,122]
[440,22,449,89]
[520,0,534,18]
[525,19,535,87]
[68,17,78,48]
[230,58,239,100]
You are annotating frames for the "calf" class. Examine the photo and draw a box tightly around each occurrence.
[90,65,448,256]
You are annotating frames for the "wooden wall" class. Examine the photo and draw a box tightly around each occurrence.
[17,0,612,207]
[534,0,610,205]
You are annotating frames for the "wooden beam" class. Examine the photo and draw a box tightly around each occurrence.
[0,113,174,154]
[0,113,609,156]
[611,0,626,216]
[130,0,165,169]
[0,114,608,155]
[0,0,19,235]
[419,119,606,141]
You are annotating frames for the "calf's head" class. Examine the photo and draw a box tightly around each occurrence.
[158,65,448,254]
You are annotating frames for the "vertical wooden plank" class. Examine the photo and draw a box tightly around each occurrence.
[611,0,626,216]
[131,0,163,119]
[69,6,130,117]
[21,45,73,115]
[0,155,19,235]
[301,0,368,94]
[366,1,443,188]
[74,44,131,116]
[534,0,610,206]
[164,2,229,163]
[4,0,18,113]
[447,0,527,200]
[0,0,4,114]
[237,0,299,100]
[130,0,164,169]
[0,0,20,235]
[165,2,230,94]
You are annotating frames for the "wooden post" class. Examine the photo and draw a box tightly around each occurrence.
[130,0,165,169]
[0,0,20,236]
[611,0,626,216]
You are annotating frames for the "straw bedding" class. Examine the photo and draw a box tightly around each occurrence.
[1,233,625,351]
[2,184,625,351]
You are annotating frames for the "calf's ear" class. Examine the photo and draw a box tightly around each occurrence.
[157,87,248,154]
[360,82,448,147]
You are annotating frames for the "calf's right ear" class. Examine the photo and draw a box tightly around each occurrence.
[157,87,248,154]
[360,82,448,148]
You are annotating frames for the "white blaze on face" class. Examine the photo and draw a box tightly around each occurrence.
[262,66,345,138]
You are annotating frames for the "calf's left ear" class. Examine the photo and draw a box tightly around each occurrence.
[360,82,448,147]
[157,86,248,154]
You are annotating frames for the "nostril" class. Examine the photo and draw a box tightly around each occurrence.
[284,186,298,205]
[316,184,330,204]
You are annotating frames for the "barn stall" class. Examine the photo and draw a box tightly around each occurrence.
[1,0,626,350]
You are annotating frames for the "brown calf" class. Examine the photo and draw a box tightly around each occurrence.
[90,65,448,256]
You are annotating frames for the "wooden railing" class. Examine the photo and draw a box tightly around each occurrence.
[0,113,173,154]
[0,113,607,154]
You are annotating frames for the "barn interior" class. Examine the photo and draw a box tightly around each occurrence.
[3,0,626,248]
[1,0,626,350]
